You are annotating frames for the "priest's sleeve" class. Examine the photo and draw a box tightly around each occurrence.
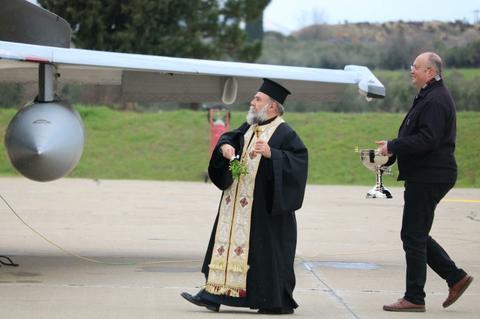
[270,126,308,215]
[208,122,249,190]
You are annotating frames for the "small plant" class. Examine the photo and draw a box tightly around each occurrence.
[229,155,248,180]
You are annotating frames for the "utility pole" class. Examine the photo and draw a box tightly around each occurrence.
[474,9,479,24]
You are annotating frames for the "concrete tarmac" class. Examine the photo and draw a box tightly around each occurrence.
[0,177,478,318]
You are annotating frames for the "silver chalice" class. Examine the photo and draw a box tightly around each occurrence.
[358,148,395,199]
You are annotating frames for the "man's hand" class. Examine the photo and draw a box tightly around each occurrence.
[220,144,235,160]
[254,140,271,158]
[375,140,390,156]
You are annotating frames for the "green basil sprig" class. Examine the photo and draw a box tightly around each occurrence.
[229,155,248,180]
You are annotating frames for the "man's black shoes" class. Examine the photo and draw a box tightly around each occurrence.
[258,308,294,315]
[180,292,220,312]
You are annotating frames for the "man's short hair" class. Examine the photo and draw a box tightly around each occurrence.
[267,97,285,116]
[428,53,443,76]
[276,101,285,115]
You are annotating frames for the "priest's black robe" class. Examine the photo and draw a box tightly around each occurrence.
[203,119,308,310]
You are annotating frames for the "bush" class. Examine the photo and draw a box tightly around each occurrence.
[0,84,23,108]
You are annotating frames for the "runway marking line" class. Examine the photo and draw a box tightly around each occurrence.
[443,199,480,203]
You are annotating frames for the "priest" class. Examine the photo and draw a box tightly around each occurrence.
[181,78,309,315]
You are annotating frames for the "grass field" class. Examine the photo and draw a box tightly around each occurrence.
[1,107,478,187]
[375,68,480,80]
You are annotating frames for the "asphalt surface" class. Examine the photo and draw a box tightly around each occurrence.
[0,177,478,318]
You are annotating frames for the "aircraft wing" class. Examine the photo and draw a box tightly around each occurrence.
[0,0,386,182]
[0,40,385,104]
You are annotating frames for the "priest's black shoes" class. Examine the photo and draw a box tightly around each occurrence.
[258,308,294,315]
[180,292,220,312]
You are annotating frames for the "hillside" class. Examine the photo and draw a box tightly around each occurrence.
[258,21,480,70]
[293,21,480,47]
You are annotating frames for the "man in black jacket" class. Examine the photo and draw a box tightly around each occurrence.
[377,52,473,312]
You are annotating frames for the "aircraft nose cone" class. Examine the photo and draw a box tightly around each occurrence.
[5,102,85,182]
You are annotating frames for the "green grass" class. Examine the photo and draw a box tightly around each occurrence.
[374,68,480,80]
[373,68,480,80]
[448,68,480,80]
[1,107,479,187]
[285,112,480,187]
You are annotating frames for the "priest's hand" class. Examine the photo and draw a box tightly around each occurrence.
[220,144,236,160]
[254,140,271,158]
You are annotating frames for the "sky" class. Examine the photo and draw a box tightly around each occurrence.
[264,0,480,34]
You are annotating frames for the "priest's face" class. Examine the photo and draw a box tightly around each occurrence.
[247,92,272,125]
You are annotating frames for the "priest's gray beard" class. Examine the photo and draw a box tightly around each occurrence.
[246,103,270,125]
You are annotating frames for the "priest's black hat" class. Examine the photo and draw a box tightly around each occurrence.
[258,78,291,104]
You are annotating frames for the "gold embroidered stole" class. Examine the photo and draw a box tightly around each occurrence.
[205,116,285,297]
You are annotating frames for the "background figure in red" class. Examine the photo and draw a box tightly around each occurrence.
[205,105,230,182]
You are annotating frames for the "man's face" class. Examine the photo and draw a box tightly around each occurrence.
[410,54,434,90]
[247,92,272,125]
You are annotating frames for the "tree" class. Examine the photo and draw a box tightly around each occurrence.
[445,40,480,68]
[38,0,270,62]
[380,28,410,69]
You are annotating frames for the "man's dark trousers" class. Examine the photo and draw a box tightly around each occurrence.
[401,181,467,305]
